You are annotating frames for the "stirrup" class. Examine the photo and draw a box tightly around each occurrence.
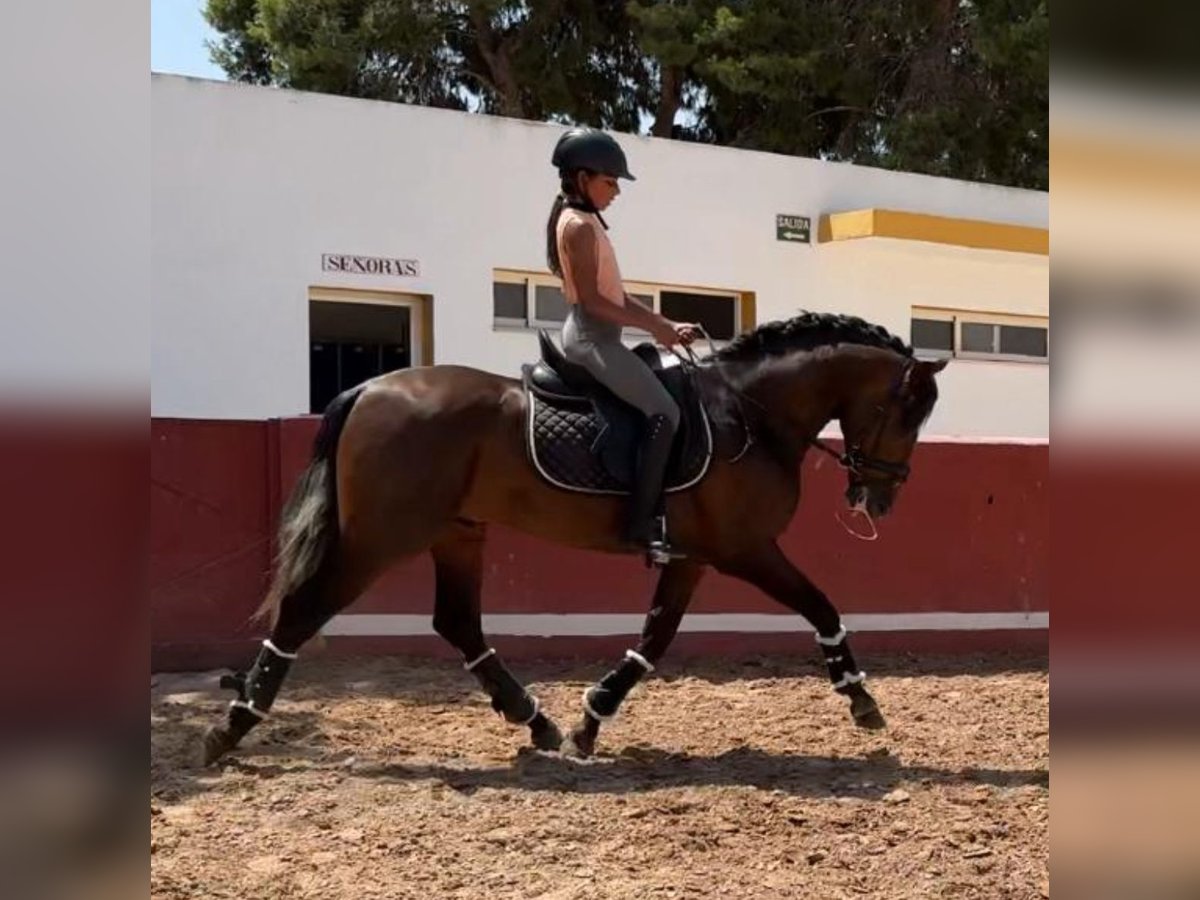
[645,541,684,568]
[644,517,685,567]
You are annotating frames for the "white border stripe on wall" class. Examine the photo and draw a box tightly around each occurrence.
[324,611,1048,638]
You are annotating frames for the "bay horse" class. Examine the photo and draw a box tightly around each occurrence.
[203,312,946,765]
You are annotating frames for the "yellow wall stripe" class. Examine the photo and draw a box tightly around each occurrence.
[818,208,1048,256]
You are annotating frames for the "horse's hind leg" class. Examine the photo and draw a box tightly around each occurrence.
[202,542,380,765]
[431,521,563,752]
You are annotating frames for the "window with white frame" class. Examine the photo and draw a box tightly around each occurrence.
[493,270,743,341]
[911,307,1049,363]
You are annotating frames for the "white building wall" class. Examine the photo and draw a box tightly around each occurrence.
[151,74,1048,438]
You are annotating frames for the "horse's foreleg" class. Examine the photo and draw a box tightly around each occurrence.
[716,541,885,730]
[564,559,706,758]
[431,521,563,752]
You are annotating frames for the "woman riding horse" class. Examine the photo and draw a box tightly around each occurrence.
[547,127,700,564]
[202,132,948,767]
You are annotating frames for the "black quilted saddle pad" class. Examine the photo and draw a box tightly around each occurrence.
[526,391,712,495]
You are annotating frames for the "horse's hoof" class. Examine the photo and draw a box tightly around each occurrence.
[559,737,587,759]
[855,709,887,730]
[561,728,595,760]
[202,726,238,767]
[850,695,887,730]
[530,716,564,752]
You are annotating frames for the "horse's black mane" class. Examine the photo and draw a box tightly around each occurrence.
[710,312,913,363]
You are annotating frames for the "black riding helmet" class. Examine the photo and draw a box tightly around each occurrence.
[551,127,636,181]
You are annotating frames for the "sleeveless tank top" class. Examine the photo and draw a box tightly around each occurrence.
[555,207,626,308]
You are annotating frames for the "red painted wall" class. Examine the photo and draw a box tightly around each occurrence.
[151,419,275,669]
[151,417,1048,670]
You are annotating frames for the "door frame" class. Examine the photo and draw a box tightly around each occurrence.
[308,285,434,367]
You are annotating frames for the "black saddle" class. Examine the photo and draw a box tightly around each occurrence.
[522,330,712,495]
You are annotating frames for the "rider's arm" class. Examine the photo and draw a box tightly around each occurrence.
[624,293,655,316]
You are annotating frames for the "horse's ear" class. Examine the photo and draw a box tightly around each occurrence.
[919,358,949,375]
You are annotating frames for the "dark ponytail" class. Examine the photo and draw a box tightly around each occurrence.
[546,170,608,277]
[545,188,568,277]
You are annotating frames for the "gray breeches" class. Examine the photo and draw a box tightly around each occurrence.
[562,309,680,429]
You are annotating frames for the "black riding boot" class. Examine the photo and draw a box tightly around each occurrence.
[625,413,680,566]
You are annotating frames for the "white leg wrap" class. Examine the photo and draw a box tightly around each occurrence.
[463,648,496,672]
[624,649,655,673]
[583,688,616,723]
[263,639,299,660]
[816,626,848,647]
[832,671,867,690]
[517,694,541,726]
[230,699,267,719]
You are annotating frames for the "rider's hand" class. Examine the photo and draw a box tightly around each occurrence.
[674,323,701,347]
[654,320,700,348]
[652,319,680,347]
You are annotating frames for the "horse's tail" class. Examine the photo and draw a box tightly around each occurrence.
[254,384,366,626]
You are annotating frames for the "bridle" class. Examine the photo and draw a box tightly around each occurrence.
[803,357,916,485]
[674,335,916,543]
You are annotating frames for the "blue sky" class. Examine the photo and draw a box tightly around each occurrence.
[151,0,225,79]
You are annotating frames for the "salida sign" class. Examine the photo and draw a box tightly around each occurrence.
[322,253,420,277]
[775,215,811,243]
